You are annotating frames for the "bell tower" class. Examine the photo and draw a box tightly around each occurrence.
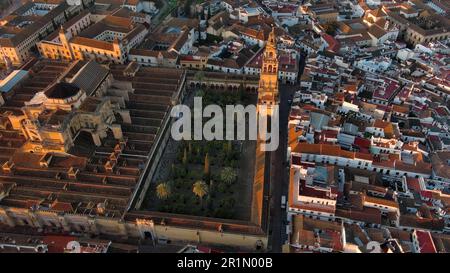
[59,26,74,60]
[250,28,279,229]
[257,28,279,116]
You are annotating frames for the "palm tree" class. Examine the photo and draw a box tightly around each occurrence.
[224,141,232,157]
[156,182,171,200]
[220,167,237,185]
[239,83,245,101]
[195,89,205,98]
[182,147,188,165]
[194,71,205,85]
[194,71,211,92]
[204,153,210,177]
[193,180,208,206]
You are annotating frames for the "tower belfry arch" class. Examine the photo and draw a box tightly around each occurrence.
[257,28,279,116]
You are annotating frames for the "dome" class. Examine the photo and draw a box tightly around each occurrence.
[45,82,80,99]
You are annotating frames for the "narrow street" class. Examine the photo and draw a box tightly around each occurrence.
[267,84,296,252]
[150,0,179,29]
[268,54,306,252]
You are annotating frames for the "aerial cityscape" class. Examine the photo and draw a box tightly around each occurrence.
[0,0,449,255]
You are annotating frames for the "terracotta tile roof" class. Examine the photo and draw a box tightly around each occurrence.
[342,83,357,92]
[0,2,69,47]
[336,207,382,225]
[354,137,371,150]
[322,33,340,52]
[51,200,74,213]
[415,230,437,253]
[129,49,178,59]
[231,23,268,41]
[291,202,336,214]
[392,104,409,114]
[170,30,189,52]
[431,152,450,179]
[79,15,133,39]
[298,179,337,200]
[355,152,373,161]
[364,195,399,209]
[290,214,343,251]
[43,235,76,253]
[292,143,373,161]
[400,214,444,231]
[70,36,115,51]
[369,7,387,18]
[368,24,387,39]
[373,160,432,175]
[96,0,140,6]
[406,177,423,192]
[373,119,392,130]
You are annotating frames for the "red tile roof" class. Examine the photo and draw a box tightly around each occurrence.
[415,230,437,253]
[406,177,423,192]
[354,137,371,149]
[43,235,77,253]
[322,33,340,52]
[293,143,373,161]
[299,180,336,200]
[420,190,433,199]
[51,200,74,213]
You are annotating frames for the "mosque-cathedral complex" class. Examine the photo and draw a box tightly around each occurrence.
[1,0,450,255]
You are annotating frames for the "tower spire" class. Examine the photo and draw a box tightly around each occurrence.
[267,27,276,49]
[257,27,279,116]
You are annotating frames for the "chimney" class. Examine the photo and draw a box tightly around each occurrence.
[67,167,78,180]
[2,161,15,174]
[384,20,390,30]
[104,161,115,173]
[96,202,106,215]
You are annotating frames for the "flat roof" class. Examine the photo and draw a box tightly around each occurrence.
[0,70,29,93]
